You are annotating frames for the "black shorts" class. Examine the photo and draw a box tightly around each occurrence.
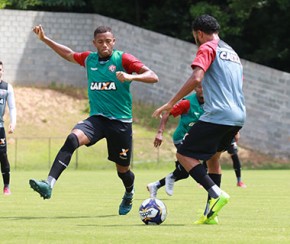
[74,115,132,166]
[0,127,7,153]
[177,121,242,161]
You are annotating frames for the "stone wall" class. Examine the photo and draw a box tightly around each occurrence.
[0,9,289,160]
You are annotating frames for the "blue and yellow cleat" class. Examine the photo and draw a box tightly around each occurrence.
[29,179,52,199]
[119,190,134,215]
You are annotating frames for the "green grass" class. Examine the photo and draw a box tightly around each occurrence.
[2,169,290,243]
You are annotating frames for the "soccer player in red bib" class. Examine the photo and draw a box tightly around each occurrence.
[29,25,158,215]
[153,15,246,224]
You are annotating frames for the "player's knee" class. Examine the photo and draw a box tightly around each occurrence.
[228,147,238,155]
[0,152,8,162]
[0,145,7,154]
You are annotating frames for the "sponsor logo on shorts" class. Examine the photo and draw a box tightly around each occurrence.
[119,148,129,159]
[0,138,5,145]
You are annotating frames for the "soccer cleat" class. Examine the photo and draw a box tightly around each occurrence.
[119,190,134,215]
[165,173,175,196]
[206,216,219,225]
[194,215,207,224]
[237,181,247,188]
[147,182,158,198]
[205,191,230,223]
[3,186,11,195]
[29,179,52,199]
[194,215,218,225]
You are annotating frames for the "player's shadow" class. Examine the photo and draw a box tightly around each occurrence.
[0,215,185,227]
[0,214,117,220]
[78,223,185,227]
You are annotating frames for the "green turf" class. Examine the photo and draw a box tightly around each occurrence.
[1,169,290,243]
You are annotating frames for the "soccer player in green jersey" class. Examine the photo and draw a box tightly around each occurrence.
[29,25,158,215]
[148,85,204,197]
[0,61,16,195]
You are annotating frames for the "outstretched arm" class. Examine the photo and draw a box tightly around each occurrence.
[32,25,77,64]
[152,67,204,118]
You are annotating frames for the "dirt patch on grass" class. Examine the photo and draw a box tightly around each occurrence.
[7,87,87,137]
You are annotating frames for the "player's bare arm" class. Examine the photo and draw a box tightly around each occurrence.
[32,25,77,64]
[7,85,16,134]
[116,66,158,83]
[152,67,204,118]
[153,111,170,148]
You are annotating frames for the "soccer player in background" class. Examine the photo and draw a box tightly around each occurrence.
[148,88,246,199]
[0,61,17,195]
[29,25,158,215]
[153,14,246,224]
[228,136,247,188]
[203,133,247,188]
[148,85,204,197]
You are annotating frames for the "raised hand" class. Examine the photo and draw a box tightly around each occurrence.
[32,25,45,41]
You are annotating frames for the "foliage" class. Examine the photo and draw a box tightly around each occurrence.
[1,0,85,10]
[0,0,9,8]
[238,0,290,71]
[1,0,290,71]
[0,0,41,9]
[143,0,192,41]
[42,0,85,7]
[88,0,141,23]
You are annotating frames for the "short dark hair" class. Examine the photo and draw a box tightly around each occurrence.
[192,14,220,34]
[0,61,2,65]
[94,26,112,38]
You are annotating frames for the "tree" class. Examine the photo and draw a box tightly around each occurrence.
[1,0,290,72]
[0,0,85,10]
[0,0,41,9]
[239,0,290,71]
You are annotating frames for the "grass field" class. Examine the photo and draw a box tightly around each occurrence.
[2,87,289,243]
[1,169,290,243]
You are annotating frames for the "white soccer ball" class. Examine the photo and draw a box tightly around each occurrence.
[139,198,167,225]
